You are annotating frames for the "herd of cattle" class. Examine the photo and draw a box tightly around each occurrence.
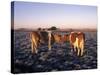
[30,30,85,56]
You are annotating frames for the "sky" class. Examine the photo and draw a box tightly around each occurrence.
[12,1,97,29]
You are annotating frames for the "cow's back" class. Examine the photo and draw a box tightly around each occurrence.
[30,31,41,44]
[77,32,85,46]
[77,32,85,40]
[69,32,77,44]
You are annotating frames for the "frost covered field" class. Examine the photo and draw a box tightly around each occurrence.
[13,31,97,73]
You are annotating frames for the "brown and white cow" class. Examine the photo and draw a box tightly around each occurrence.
[30,30,61,54]
[69,32,85,56]
[61,32,85,56]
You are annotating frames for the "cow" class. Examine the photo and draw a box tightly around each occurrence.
[30,31,41,54]
[69,32,85,56]
[30,30,62,54]
[61,32,85,56]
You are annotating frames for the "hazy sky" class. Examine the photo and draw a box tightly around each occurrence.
[12,1,97,29]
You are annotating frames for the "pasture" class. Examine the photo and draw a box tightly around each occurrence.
[13,30,97,73]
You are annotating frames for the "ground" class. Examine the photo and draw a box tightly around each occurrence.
[13,31,97,73]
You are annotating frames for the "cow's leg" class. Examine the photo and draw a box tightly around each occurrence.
[48,44,51,50]
[35,42,38,54]
[31,39,38,54]
[31,43,35,54]
[31,44,33,53]
[30,38,33,53]
[77,48,80,56]
[48,39,51,50]
[80,44,84,56]
[34,46,38,54]
[32,44,38,54]
[79,40,84,56]
[48,31,51,50]
[34,40,38,54]
[81,49,83,56]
